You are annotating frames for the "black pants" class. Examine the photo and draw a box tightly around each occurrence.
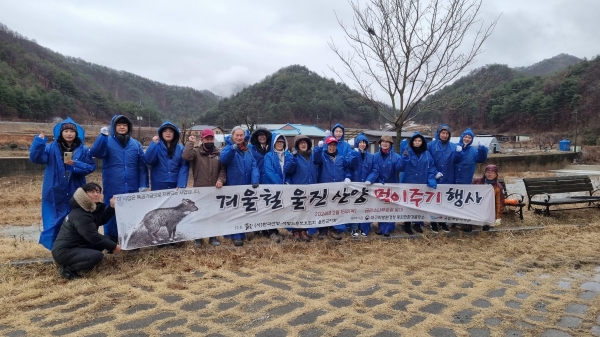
[52,247,104,273]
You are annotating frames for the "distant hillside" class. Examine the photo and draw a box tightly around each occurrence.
[514,53,582,76]
[0,23,218,125]
[417,56,600,144]
[202,65,380,130]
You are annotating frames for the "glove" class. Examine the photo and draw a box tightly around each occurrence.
[292,149,297,155]
[252,183,259,189]
[100,127,109,136]
[364,181,372,185]
[231,144,238,150]
[456,145,462,152]
[318,141,324,147]
[402,149,409,158]
[344,178,351,185]
[495,219,502,226]
[139,187,148,192]
[435,172,443,179]
[427,179,437,189]
[478,142,484,147]
[324,130,331,137]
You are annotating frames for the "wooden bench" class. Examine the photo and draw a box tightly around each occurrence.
[523,175,600,216]
[498,178,526,220]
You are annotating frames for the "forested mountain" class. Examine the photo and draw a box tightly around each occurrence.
[202,65,380,130]
[0,23,218,125]
[515,53,581,77]
[417,55,600,144]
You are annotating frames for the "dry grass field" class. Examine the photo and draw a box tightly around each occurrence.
[1,169,600,336]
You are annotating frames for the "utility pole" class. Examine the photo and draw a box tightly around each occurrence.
[137,116,143,140]
[573,109,578,153]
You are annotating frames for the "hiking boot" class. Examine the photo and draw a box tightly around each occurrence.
[361,231,368,237]
[482,225,491,232]
[403,223,414,235]
[59,266,81,280]
[318,229,327,239]
[269,232,282,243]
[194,239,203,246]
[328,230,342,240]
[293,231,301,240]
[375,230,382,235]
[413,223,423,234]
[430,223,439,233]
[351,230,360,238]
[300,230,311,242]
[440,223,450,232]
[383,233,390,237]
[209,237,221,246]
[462,225,473,232]
[233,239,244,247]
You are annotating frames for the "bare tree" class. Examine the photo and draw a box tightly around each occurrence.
[329,0,498,152]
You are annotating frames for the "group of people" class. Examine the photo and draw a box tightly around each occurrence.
[31,116,503,280]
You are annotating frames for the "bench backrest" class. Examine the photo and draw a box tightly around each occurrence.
[522,176,593,198]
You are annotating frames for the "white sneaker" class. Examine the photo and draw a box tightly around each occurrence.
[351,230,359,238]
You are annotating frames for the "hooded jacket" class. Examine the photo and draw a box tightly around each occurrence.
[399,133,437,187]
[366,141,402,184]
[346,133,374,182]
[52,188,117,255]
[143,121,189,190]
[182,139,226,187]
[314,139,350,183]
[220,130,260,186]
[90,114,149,237]
[249,127,273,183]
[30,117,96,250]
[454,128,488,184]
[427,124,460,184]
[330,123,352,157]
[263,133,293,184]
[285,135,319,184]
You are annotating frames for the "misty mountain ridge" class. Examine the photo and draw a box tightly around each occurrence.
[514,53,582,76]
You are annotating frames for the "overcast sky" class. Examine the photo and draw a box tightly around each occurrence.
[1,0,599,98]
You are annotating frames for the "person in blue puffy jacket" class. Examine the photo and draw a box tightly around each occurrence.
[90,115,149,242]
[144,121,189,191]
[399,132,438,235]
[310,136,351,240]
[30,118,96,250]
[345,133,374,237]
[284,134,318,241]
[261,133,293,243]
[454,128,488,184]
[285,135,319,185]
[365,135,402,236]
[219,126,260,246]
[427,124,461,233]
[329,123,352,158]
[249,127,272,183]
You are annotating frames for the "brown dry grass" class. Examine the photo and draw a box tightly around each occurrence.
[1,172,600,336]
[1,223,599,336]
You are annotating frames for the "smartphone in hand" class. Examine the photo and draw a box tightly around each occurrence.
[63,152,73,163]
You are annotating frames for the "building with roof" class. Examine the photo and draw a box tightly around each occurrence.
[189,125,224,136]
[235,124,327,150]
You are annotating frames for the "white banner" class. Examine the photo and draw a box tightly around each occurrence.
[115,182,495,249]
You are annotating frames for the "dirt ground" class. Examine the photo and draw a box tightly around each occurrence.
[1,170,600,336]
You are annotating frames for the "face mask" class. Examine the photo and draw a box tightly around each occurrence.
[203,142,215,150]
